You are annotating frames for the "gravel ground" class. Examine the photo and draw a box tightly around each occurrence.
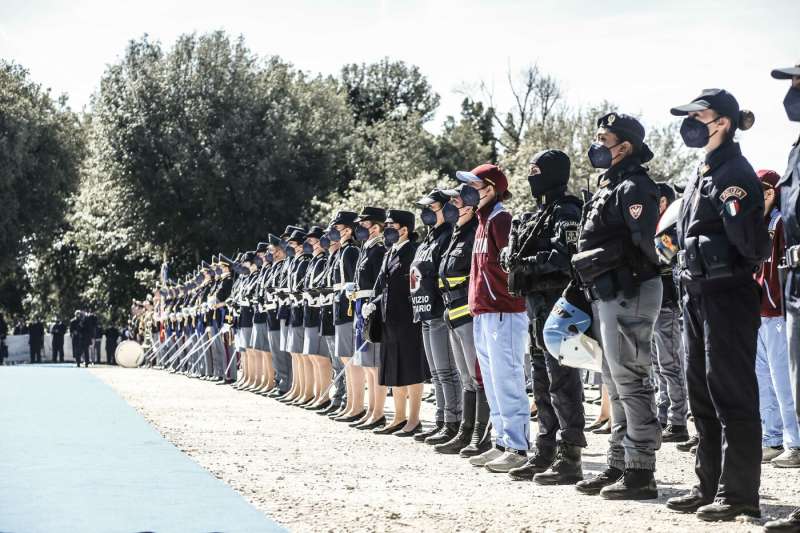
[91,366,798,532]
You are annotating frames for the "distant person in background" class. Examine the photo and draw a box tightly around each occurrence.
[51,318,66,363]
[0,313,7,364]
[69,311,83,366]
[28,318,45,364]
[13,319,28,335]
[105,325,119,365]
[93,316,103,364]
[81,312,96,365]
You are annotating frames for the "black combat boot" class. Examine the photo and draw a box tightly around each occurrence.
[600,468,658,500]
[508,446,555,481]
[434,390,476,454]
[575,466,623,495]
[414,420,444,442]
[459,386,492,457]
[425,422,460,445]
[534,443,583,485]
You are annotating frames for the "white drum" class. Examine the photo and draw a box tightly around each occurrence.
[115,340,145,368]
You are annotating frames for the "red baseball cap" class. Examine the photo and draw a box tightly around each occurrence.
[455,163,512,200]
[757,169,781,192]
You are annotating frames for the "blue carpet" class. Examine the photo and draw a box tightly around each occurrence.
[0,365,284,533]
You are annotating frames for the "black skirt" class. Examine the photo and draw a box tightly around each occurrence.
[379,321,430,387]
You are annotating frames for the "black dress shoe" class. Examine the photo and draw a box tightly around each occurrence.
[585,418,609,432]
[696,501,761,522]
[764,508,800,532]
[666,488,712,513]
[355,417,386,431]
[337,411,366,423]
[395,422,423,437]
[575,467,623,495]
[600,469,658,501]
[414,421,443,442]
[374,420,407,435]
[318,403,340,416]
[308,400,331,411]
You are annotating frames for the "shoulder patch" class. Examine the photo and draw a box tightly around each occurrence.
[720,186,747,202]
[628,204,643,219]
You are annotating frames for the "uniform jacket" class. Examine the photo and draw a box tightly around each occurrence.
[677,140,770,287]
[779,136,800,311]
[439,216,478,326]
[333,240,360,324]
[410,222,452,322]
[374,240,418,327]
[469,200,526,315]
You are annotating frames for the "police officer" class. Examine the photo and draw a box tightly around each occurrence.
[301,226,332,409]
[571,112,662,500]
[412,190,459,445]
[267,233,294,397]
[503,149,587,485]
[433,184,490,456]
[285,229,312,404]
[651,182,689,443]
[345,207,387,427]
[28,318,45,363]
[764,61,800,533]
[665,89,768,521]
[325,211,360,418]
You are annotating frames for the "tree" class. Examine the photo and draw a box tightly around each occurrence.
[435,98,497,179]
[341,58,440,126]
[0,60,85,271]
[90,32,356,274]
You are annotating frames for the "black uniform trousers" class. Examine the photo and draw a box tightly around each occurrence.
[683,279,761,507]
[527,294,587,451]
[29,342,42,363]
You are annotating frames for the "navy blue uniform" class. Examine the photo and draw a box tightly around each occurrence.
[677,139,770,508]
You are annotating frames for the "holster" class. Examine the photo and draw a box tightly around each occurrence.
[682,234,733,280]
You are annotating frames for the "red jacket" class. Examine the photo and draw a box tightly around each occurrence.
[757,208,784,317]
[469,201,527,315]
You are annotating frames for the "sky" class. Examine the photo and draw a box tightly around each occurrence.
[1,0,799,172]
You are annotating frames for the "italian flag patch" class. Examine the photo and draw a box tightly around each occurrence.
[724,198,740,216]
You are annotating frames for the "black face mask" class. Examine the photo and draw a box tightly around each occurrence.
[784,87,800,122]
[420,207,437,226]
[302,242,314,255]
[679,116,719,148]
[265,252,273,263]
[459,186,480,207]
[442,203,459,224]
[587,141,621,169]
[383,227,400,247]
[327,228,342,242]
[354,226,370,241]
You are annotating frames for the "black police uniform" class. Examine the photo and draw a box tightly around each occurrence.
[69,315,82,366]
[510,188,587,469]
[572,113,662,498]
[677,139,770,510]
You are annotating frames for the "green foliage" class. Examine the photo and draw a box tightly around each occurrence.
[341,58,440,126]
[1,44,700,325]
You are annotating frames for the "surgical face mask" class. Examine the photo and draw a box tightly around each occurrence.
[265,252,273,263]
[442,202,459,224]
[383,227,400,247]
[302,242,314,255]
[285,246,295,257]
[254,256,264,268]
[320,236,330,249]
[784,87,800,122]
[354,225,370,241]
[679,116,720,148]
[587,141,621,169]
[420,207,437,226]
[459,186,480,207]
[327,228,342,242]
